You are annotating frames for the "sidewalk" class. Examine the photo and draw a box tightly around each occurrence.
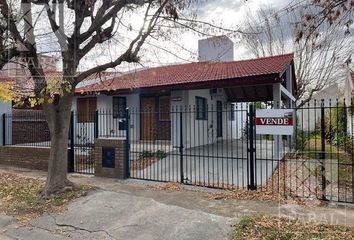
[1,165,354,228]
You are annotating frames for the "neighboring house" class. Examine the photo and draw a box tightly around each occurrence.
[0,76,12,146]
[344,70,354,135]
[0,55,59,109]
[73,36,296,149]
[297,83,342,132]
[0,100,11,146]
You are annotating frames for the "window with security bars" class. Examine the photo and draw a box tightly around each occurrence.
[113,97,127,118]
[196,96,207,120]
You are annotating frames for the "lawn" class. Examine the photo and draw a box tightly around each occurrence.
[0,173,91,222]
[233,215,354,240]
[298,134,353,187]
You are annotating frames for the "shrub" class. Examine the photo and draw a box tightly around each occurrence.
[139,150,167,159]
[139,150,154,159]
[325,101,348,146]
[155,150,167,159]
[295,129,308,151]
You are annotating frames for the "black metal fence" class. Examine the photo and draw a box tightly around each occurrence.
[1,99,354,203]
[2,110,50,147]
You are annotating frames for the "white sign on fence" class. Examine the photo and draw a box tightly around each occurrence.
[255,109,295,135]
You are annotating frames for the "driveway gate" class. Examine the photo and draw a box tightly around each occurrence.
[127,100,354,204]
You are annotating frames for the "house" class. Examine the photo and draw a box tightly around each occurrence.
[73,36,296,150]
[344,70,354,135]
[297,83,342,132]
[0,75,12,146]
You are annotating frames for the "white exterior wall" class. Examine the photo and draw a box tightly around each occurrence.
[171,88,243,149]
[72,94,140,143]
[344,71,354,136]
[297,84,341,132]
[73,89,245,149]
[0,101,11,146]
[198,36,234,62]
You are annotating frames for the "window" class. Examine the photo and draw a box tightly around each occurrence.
[77,97,97,123]
[196,96,207,120]
[230,104,235,121]
[159,96,171,121]
[113,97,126,118]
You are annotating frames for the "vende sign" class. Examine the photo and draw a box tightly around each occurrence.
[255,109,295,135]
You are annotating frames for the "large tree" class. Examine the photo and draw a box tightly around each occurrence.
[0,0,241,197]
[298,0,354,39]
[0,0,198,197]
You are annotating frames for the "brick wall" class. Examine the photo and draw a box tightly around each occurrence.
[94,138,127,179]
[0,146,50,170]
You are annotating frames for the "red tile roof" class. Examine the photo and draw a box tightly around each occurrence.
[76,53,294,94]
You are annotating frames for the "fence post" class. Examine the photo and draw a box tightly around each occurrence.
[68,111,75,173]
[320,101,327,200]
[125,108,130,178]
[2,113,5,146]
[94,110,99,139]
[179,111,184,183]
[248,104,256,190]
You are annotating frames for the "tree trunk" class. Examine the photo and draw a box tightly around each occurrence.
[40,93,75,198]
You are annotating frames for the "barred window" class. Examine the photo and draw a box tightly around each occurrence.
[196,96,207,120]
[113,97,127,118]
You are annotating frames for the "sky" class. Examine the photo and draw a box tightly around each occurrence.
[28,0,352,76]
[132,0,295,67]
[32,0,296,73]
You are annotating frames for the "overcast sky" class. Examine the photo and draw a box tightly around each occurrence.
[32,0,319,72]
[122,0,296,71]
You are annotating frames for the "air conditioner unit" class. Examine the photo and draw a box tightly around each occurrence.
[210,88,222,96]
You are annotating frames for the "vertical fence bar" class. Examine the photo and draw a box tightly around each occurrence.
[125,108,130,178]
[179,111,184,183]
[320,101,327,200]
[68,111,75,173]
[248,104,256,190]
[94,110,99,139]
[2,113,5,146]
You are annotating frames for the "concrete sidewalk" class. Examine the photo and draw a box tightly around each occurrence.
[0,190,233,240]
[1,166,354,240]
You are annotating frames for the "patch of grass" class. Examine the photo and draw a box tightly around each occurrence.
[0,173,92,222]
[233,215,354,240]
[301,138,353,186]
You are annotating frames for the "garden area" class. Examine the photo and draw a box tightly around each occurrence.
[233,215,354,240]
[287,101,354,201]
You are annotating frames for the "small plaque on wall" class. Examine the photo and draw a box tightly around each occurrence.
[102,147,115,168]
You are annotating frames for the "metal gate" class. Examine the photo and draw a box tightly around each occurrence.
[2,100,353,203]
[128,100,354,204]
[128,104,253,189]
[68,111,96,174]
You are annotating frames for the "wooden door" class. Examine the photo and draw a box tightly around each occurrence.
[141,97,156,140]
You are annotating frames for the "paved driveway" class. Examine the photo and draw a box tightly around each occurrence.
[131,140,284,187]
[0,190,234,240]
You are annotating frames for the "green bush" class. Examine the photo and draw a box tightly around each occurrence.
[139,150,154,159]
[155,150,167,159]
[139,150,167,159]
[295,129,308,151]
[325,101,348,146]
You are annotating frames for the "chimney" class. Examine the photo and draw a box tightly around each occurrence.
[198,35,234,62]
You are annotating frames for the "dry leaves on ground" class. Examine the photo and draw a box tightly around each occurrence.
[0,173,92,223]
[233,215,354,240]
[150,182,183,191]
